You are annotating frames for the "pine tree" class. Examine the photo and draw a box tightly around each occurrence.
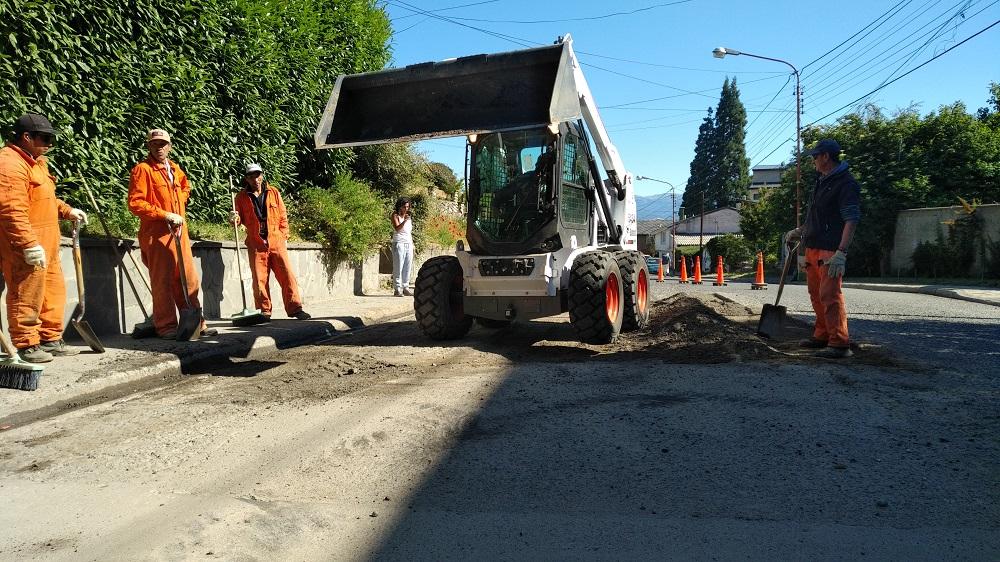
[682,108,715,217]
[712,78,750,209]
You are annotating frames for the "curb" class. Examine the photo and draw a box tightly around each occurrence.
[1,304,415,426]
[843,283,1000,308]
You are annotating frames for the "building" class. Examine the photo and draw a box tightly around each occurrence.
[747,164,783,203]
[642,207,742,271]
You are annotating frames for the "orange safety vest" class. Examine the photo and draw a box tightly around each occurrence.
[234,184,290,251]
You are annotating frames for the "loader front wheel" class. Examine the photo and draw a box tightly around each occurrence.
[614,251,650,332]
[568,251,624,344]
[414,256,473,340]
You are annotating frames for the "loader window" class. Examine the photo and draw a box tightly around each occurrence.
[471,129,555,243]
[561,133,590,225]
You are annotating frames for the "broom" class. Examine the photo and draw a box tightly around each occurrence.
[0,313,44,391]
[229,180,269,327]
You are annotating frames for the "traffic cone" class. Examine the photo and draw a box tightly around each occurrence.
[692,256,703,284]
[657,255,664,282]
[751,252,768,290]
[678,256,688,283]
[713,255,727,286]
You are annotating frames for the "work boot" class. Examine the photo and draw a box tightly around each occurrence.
[199,328,219,338]
[815,346,853,359]
[159,329,178,340]
[18,345,54,364]
[799,338,828,349]
[402,288,414,296]
[291,310,312,320]
[40,339,81,357]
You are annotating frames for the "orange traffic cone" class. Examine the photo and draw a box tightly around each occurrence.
[657,256,664,282]
[692,256,703,284]
[678,256,689,283]
[713,255,727,286]
[751,252,768,290]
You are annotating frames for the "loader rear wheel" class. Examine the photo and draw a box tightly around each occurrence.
[568,251,624,344]
[414,256,473,340]
[614,250,650,332]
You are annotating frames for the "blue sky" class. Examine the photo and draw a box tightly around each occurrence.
[382,0,999,203]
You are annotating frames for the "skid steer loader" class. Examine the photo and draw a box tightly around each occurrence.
[314,35,649,343]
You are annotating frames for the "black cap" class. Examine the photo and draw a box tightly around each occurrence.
[13,113,57,135]
[805,139,841,157]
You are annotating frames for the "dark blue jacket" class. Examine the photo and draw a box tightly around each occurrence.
[804,161,861,251]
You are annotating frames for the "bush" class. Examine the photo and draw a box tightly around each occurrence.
[293,175,389,262]
[706,234,754,270]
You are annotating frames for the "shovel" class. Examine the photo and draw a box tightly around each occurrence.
[171,226,203,341]
[69,220,106,352]
[757,241,800,339]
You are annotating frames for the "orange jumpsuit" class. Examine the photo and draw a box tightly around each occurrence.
[127,157,201,337]
[0,144,73,349]
[234,184,302,316]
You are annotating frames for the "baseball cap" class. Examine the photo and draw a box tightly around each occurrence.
[13,113,57,135]
[805,139,841,157]
[147,128,171,143]
[245,163,263,175]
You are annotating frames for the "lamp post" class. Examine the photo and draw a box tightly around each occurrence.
[635,175,677,273]
[713,47,802,229]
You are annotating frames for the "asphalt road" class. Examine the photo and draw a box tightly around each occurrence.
[1,284,997,560]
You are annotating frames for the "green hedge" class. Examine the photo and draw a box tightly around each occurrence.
[1,0,390,226]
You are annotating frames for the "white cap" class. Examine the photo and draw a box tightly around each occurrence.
[147,128,171,143]
[245,163,263,175]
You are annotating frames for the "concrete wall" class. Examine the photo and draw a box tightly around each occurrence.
[0,238,444,338]
[890,204,1000,276]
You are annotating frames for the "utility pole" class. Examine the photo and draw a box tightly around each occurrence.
[698,190,705,258]
[635,175,677,273]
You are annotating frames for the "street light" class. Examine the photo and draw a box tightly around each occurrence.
[713,47,802,229]
[635,175,677,273]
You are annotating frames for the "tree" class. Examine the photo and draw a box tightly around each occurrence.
[426,162,461,197]
[682,108,715,215]
[711,78,750,209]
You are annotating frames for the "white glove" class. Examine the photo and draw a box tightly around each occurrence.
[69,208,88,224]
[164,212,184,226]
[23,245,46,268]
[784,227,802,244]
[797,254,807,273]
[230,211,241,226]
[826,250,847,278]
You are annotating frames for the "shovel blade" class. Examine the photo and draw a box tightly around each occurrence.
[757,303,787,339]
[71,319,106,353]
[131,320,157,339]
[177,308,203,341]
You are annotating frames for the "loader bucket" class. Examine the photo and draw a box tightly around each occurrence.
[314,41,582,148]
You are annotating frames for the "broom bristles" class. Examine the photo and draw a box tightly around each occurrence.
[0,361,43,391]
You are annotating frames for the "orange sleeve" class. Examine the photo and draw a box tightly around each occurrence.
[234,192,251,223]
[56,198,73,219]
[275,187,289,238]
[128,164,166,221]
[0,160,40,249]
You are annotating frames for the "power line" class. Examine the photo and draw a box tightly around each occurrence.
[441,1,694,24]
[391,0,500,21]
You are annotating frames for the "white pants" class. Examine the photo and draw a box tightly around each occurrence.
[392,240,413,292]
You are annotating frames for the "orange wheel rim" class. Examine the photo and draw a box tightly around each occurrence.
[605,272,620,322]
[637,268,648,314]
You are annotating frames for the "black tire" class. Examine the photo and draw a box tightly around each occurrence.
[567,251,625,344]
[476,317,512,329]
[614,250,650,332]
[414,256,473,340]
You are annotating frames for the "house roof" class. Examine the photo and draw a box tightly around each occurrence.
[637,219,671,235]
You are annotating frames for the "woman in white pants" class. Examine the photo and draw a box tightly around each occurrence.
[390,198,414,296]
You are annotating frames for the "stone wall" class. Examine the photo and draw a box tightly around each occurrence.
[0,238,445,338]
[890,204,1000,276]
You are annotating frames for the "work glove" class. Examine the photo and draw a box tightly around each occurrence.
[230,211,241,226]
[826,250,847,278]
[23,245,46,269]
[164,212,184,226]
[69,208,88,225]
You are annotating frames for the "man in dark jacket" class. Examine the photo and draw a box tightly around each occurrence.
[786,139,860,359]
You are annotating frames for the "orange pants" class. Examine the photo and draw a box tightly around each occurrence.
[139,227,201,337]
[0,230,66,348]
[248,245,302,316]
[805,247,849,348]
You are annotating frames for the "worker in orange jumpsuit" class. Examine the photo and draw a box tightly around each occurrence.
[0,113,88,363]
[231,163,310,320]
[127,129,217,339]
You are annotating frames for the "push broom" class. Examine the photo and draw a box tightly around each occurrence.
[229,180,269,327]
[0,311,44,391]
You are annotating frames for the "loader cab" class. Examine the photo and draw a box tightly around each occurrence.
[467,123,594,256]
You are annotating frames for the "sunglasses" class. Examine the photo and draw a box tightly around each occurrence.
[31,132,56,145]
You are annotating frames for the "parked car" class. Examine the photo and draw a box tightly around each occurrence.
[645,255,662,275]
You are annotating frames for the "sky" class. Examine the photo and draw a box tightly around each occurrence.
[381,0,1000,208]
